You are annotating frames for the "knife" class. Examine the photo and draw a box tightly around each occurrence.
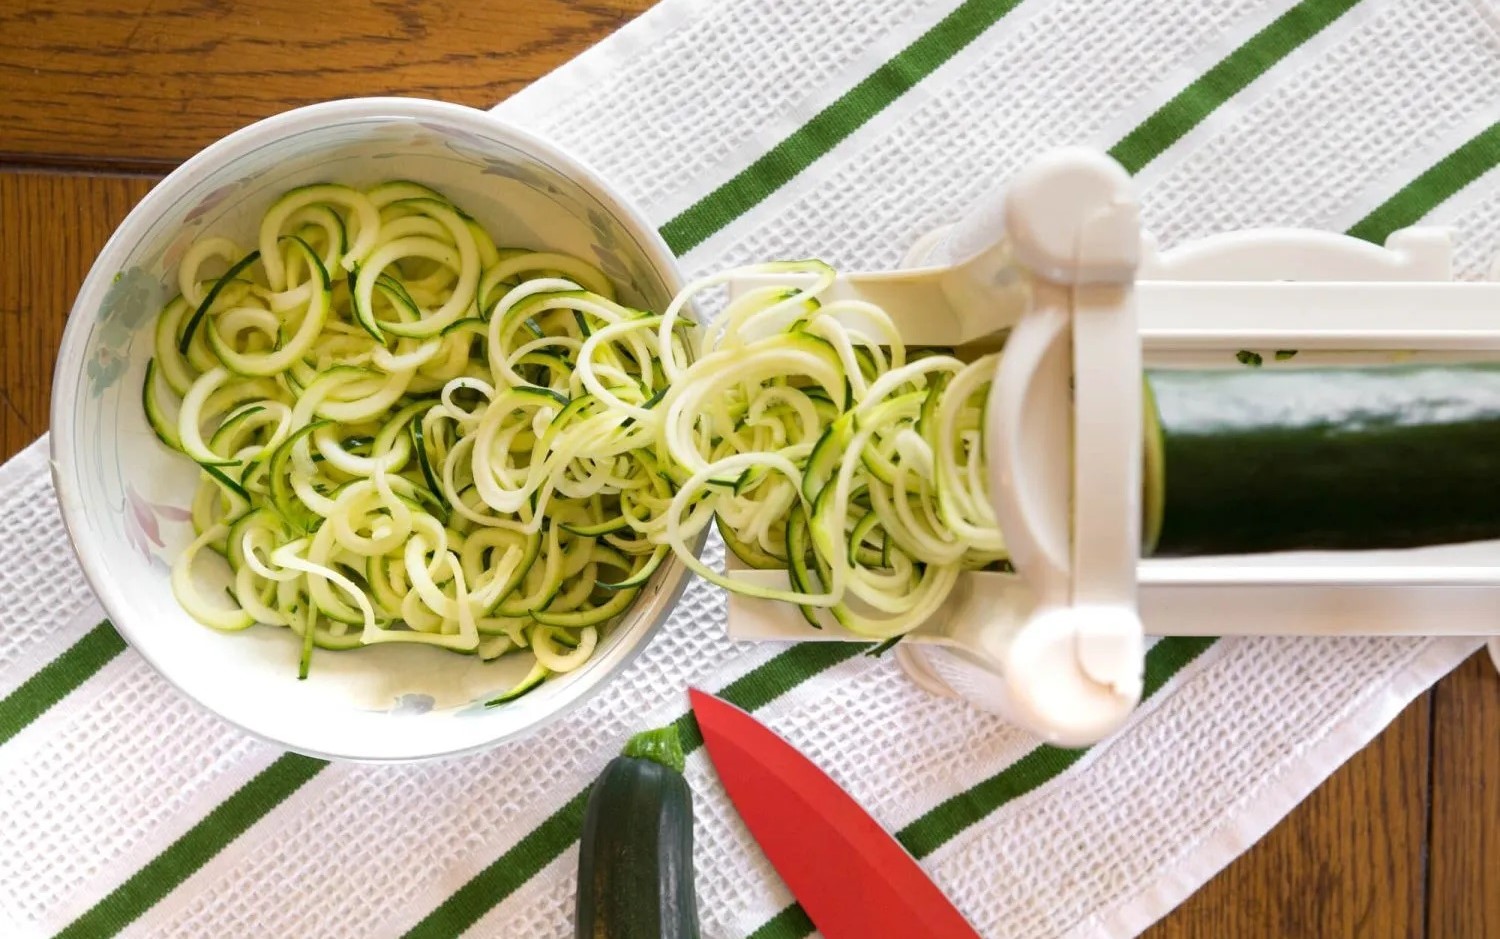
[689,688,983,939]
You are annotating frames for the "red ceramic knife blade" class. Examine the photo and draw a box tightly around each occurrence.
[689,688,983,939]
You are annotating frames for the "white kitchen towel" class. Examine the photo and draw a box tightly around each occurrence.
[3,0,1498,936]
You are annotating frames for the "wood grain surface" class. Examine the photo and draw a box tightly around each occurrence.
[1145,693,1433,938]
[2,2,1497,936]
[0,0,654,170]
[1427,653,1500,939]
[0,172,159,461]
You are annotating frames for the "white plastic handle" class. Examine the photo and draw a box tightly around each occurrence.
[985,295,1072,604]
[969,149,1147,746]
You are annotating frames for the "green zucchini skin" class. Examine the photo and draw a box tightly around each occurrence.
[1146,363,1500,557]
[575,753,700,939]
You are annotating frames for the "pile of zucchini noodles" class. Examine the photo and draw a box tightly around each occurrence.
[147,180,1005,700]
[649,263,1005,641]
[147,181,687,698]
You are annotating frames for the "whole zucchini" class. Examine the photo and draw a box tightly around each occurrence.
[576,727,700,939]
[1143,363,1500,556]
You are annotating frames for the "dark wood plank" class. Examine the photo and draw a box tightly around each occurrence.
[1145,691,1431,938]
[1427,648,1500,939]
[0,171,160,463]
[0,0,653,171]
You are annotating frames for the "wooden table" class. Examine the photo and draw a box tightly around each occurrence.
[2,2,1495,935]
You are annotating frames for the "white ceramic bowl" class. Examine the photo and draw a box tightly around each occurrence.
[50,97,694,762]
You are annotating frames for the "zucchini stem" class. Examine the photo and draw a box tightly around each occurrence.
[622,727,685,774]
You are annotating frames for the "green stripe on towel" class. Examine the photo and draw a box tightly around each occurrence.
[658,0,1025,255]
[1347,120,1500,244]
[55,753,329,939]
[1109,0,1363,174]
[0,620,125,747]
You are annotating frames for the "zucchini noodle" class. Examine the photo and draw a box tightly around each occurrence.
[638,262,1007,641]
[146,181,680,697]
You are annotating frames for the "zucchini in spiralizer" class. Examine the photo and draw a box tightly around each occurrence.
[147,180,682,695]
[1143,363,1500,556]
[621,267,1500,640]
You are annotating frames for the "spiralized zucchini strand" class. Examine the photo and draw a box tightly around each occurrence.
[636,262,1007,639]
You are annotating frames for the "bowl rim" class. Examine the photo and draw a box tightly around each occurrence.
[48,95,697,763]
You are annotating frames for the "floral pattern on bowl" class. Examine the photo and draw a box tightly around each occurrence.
[123,483,192,571]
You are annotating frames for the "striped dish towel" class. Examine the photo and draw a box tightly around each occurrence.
[5,0,1499,936]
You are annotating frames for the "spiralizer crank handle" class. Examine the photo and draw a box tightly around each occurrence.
[912,149,1148,748]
